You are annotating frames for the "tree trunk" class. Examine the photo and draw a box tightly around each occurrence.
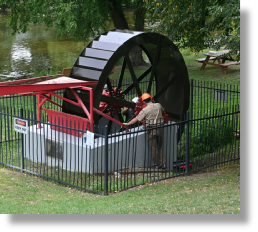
[108,0,129,29]
[129,0,147,66]
[108,0,147,66]
[134,1,145,31]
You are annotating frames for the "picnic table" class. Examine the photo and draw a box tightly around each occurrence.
[196,50,240,74]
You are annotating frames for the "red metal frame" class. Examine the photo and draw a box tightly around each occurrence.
[38,86,128,133]
[0,75,99,96]
[44,108,92,137]
[36,86,95,132]
[0,75,128,135]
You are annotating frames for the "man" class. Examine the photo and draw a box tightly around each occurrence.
[121,97,139,128]
[103,84,109,94]
[124,93,166,169]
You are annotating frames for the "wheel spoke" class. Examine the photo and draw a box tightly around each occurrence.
[117,57,126,92]
[125,53,142,97]
[153,73,177,101]
[100,95,135,109]
[117,110,124,123]
[122,66,152,95]
[106,78,115,97]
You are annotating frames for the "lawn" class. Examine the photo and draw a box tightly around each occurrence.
[0,163,240,214]
[181,48,240,86]
[108,48,240,86]
[27,48,240,87]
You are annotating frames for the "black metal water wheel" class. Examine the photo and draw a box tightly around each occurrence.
[62,29,190,135]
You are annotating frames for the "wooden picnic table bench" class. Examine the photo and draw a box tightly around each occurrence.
[219,61,240,67]
[196,50,240,74]
[195,57,216,63]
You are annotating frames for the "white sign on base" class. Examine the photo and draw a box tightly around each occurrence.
[85,131,94,147]
[14,118,28,134]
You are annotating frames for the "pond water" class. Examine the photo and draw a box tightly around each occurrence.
[0,9,150,81]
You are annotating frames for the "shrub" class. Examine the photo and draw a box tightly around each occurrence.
[190,113,235,157]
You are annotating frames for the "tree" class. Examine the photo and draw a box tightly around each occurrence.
[0,0,147,65]
[146,0,240,61]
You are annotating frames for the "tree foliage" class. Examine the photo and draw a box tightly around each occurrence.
[0,0,148,65]
[1,0,147,39]
[1,0,240,61]
[146,0,240,60]
[2,0,112,41]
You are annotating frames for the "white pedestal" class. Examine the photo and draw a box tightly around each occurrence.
[24,122,177,174]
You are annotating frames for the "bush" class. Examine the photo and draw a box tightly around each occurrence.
[190,114,235,157]
[0,4,9,11]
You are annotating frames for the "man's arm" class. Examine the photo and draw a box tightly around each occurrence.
[159,103,164,112]
[126,117,139,125]
[121,107,128,115]
[124,107,146,125]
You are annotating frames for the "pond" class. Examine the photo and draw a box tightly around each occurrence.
[0,9,150,81]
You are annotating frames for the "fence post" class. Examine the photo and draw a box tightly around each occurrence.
[33,95,37,122]
[20,108,24,173]
[185,111,189,174]
[104,126,109,196]
[190,79,193,121]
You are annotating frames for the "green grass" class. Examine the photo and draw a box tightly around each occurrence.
[0,48,240,86]
[109,48,240,86]
[0,163,240,214]
[0,69,62,82]
[181,48,240,86]
[0,137,172,193]
[0,129,240,195]
[31,69,62,78]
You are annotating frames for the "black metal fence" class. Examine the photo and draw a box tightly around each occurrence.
[189,79,240,120]
[0,79,240,120]
[0,79,240,195]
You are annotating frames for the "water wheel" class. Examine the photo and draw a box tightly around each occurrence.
[62,29,189,134]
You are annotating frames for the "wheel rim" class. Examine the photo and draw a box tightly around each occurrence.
[65,30,189,132]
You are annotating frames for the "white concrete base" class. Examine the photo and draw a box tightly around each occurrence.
[24,122,177,174]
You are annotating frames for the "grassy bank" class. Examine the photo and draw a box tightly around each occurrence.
[108,48,240,86]
[27,48,239,87]
[0,163,240,214]
[181,48,240,86]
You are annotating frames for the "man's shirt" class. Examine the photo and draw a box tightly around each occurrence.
[136,102,164,127]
